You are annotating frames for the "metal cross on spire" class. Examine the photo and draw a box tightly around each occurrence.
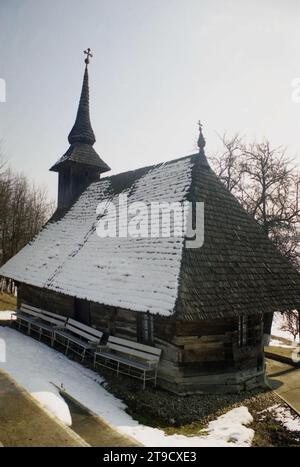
[197,119,206,152]
[84,48,93,66]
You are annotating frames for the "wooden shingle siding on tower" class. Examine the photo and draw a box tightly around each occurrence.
[50,65,110,210]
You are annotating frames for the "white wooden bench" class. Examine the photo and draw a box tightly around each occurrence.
[53,318,103,362]
[16,304,67,344]
[15,304,43,335]
[30,309,67,345]
[94,336,162,389]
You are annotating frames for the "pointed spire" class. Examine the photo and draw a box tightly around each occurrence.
[197,120,206,152]
[197,120,209,167]
[50,49,111,175]
[68,50,96,145]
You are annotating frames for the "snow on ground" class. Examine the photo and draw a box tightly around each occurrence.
[0,326,254,447]
[203,407,254,447]
[261,404,300,432]
[32,391,72,426]
[0,311,16,321]
[271,312,299,343]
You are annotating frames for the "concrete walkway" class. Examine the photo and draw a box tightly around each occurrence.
[0,370,88,447]
[266,358,300,415]
[59,390,141,447]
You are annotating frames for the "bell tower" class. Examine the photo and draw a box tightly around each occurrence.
[50,49,110,210]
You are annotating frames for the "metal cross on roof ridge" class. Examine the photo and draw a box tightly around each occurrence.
[84,48,93,65]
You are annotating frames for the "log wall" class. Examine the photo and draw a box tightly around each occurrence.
[19,283,74,317]
[153,315,265,394]
[18,283,265,394]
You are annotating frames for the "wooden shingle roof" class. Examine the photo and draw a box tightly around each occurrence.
[0,157,192,316]
[1,152,300,319]
[176,154,300,319]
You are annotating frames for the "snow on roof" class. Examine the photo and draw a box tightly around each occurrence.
[0,156,193,316]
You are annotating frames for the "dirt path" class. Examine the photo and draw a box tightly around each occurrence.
[266,358,300,415]
[0,370,87,447]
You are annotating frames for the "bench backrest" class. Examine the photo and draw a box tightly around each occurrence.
[19,304,67,326]
[40,310,67,326]
[21,303,44,313]
[19,304,43,319]
[107,336,161,363]
[66,318,103,343]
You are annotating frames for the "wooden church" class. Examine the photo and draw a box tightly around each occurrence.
[2,52,300,394]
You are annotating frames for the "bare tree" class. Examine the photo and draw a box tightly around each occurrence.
[0,145,54,291]
[210,133,244,192]
[211,136,300,337]
[280,310,300,342]
[211,136,300,265]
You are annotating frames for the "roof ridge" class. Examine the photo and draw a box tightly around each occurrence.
[98,152,199,183]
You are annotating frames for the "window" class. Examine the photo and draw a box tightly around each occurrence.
[137,313,154,344]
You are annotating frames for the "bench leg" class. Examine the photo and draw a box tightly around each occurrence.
[27,323,31,336]
[51,333,55,347]
[38,329,42,341]
[81,348,86,362]
[143,371,146,390]
[117,361,120,376]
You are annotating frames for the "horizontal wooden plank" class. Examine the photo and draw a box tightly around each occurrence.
[40,316,64,326]
[175,319,235,336]
[42,310,67,321]
[65,324,101,342]
[21,304,44,314]
[180,347,226,363]
[68,318,103,338]
[183,341,225,351]
[108,336,161,356]
[19,308,42,318]
[107,342,160,362]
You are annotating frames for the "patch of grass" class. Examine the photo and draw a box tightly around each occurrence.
[127,408,208,436]
[0,292,16,311]
[250,408,300,447]
[266,346,295,359]
[164,422,208,437]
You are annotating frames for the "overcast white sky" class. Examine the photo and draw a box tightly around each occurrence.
[1,0,300,201]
